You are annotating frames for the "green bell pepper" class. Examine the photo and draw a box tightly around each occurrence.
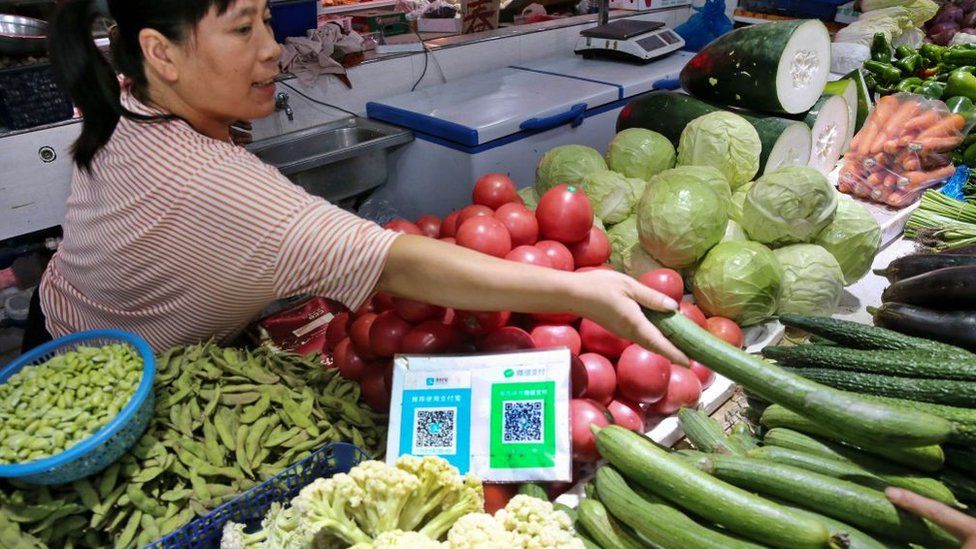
[921,43,948,62]
[894,53,922,75]
[895,45,915,60]
[945,48,976,66]
[871,32,892,63]
[964,142,976,166]
[864,60,903,83]
[946,69,976,101]
[864,73,879,92]
[946,96,975,114]
[895,77,924,92]
[919,80,947,99]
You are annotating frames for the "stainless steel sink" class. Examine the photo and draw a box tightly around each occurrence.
[248,117,412,203]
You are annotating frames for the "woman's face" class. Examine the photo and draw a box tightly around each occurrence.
[167,0,282,125]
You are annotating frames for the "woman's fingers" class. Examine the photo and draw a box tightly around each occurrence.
[619,304,688,366]
[629,278,679,313]
[886,488,976,542]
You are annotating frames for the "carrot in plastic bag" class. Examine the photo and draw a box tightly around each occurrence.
[917,113,965,139]
[899,165,957,191]
[851,97,895,154]
[912,135,964,152]
[871,99,921,153]
[903,109,943,133]
[887,190,913,207]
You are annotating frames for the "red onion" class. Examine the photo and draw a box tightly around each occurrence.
[963,10,976,28]
[931,28,960,45]
[935,3,965,24]
[958,0,976,13]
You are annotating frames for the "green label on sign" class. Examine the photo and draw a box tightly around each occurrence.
[489,381,555,469]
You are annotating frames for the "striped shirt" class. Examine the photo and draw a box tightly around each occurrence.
[40,91,398,352]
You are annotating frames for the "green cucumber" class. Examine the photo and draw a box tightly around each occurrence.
[644,310,952,446]
[763,345,976,381]
[594,465,766,549]
[677,408,746,455]
[517,483,549,501]
[778,313,973,357]
[858,395,976,446]
[616,92,811,174]
[730,423,760,451]
[760,405,945,472]
[679,20,831,114]
[775,500,890,549]
[554,502,578,524]
[594,425,832,548]
[682,452,958,547]
[788,367,976,407]
[764,428,959,506]
[946,446,976,476]
[577,499,645,549]
[579,535,602,549]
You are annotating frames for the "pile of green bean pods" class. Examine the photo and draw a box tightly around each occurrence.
[0,344,143,465]
[0,344,387,548]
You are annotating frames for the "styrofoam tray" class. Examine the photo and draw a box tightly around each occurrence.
[828,165,919,248]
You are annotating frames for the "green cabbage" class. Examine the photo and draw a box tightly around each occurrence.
[581,170,642,224]
[650,166,732,202]
[518,187,539,211]
[741,166,838,246]
[774,244,846,317]
[729,180,755,224]
[535,145,607,195]
[608,216,664,277]
[605,128,676,181]
[677,111,762,190]
[637,177,728,269]
[813,195,882,284]
[860,0,935,26]
[723,220,749,242]
[692,241,782,326]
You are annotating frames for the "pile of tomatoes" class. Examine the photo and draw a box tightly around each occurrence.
[326,173,745,471]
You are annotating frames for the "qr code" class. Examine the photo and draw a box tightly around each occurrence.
[413,408,457,454]
[502,400,544,444]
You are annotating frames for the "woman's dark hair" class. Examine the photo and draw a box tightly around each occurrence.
[49,0,236,171]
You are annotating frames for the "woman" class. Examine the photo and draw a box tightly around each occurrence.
[36,0,685,365]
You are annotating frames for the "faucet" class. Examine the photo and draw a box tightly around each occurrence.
[275,92,294,121]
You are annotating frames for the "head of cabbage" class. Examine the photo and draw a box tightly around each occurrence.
[581,170,644,225]
[650,166,732,202]
[518,187,539,211]
[607,216,665,277]
[773,244,845,317]
[677,111,762,190]
[692,241,782,326]
[536,145,607,195]
[723,220,748,242]
[813,194,882,284]
[729,180,755,224]
[605,128,676,181]
[637,177,728,269]
[741,166,838,246]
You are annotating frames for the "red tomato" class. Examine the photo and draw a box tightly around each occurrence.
[504,245,553,267]
[478,326,535,352]
[579,319,630,359]
[360,369,390,412]
[608,398,645,432]
[349,313,378,359]
[578,353,616,405]
[370,310,412,357]
[473,173,520,209]
[384,219,423,235]
[456,310,511,336]
[616,344,671,403]
[530,324,582,355]
[354,300,376,316]
[706,316,745,348]
[680,301,708,328]
[484,484,519,514]
[392,297,444,323]
[535,240,575,271]
[649,364,703,416]
[531,312,580,324]
[441,211,461,238]
[383,359,394,389]
[689,359,715,390]
[456,217,512,258]
[570,354,588,398]
[440,237,456,244]
[458,204,494,226]
[414,214,442,238]
[567,226,611,267]
[372,291,395,312]
[494,203,539,247]
[570,399,612,463]
[401,320,456,354]
[333,338,368,381]
[325,311,351,352]
[536,184,594,244]
[639,269,685,303]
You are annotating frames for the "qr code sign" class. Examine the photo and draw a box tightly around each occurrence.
[502,400,544,444]
[413,408,457,454]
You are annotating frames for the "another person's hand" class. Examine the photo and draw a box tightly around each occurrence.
[886,487,976,548]
[570,268,687,366]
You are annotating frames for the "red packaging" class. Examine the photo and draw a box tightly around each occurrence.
[258,297,347,358]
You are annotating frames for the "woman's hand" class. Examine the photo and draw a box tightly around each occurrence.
[886,488,976,548]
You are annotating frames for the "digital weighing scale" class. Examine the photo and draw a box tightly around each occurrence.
[574,0,685,64]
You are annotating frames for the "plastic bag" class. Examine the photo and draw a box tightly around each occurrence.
[941,164,969,202]
[674,0,732,52]
[838,93,964,208]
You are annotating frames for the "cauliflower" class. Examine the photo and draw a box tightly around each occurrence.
[394,455,469,532]
[417,473,485,541]
[350,530,445,549]
[446,513,519,548]
[262,502,309,549]
[495,495,583,549]
[346,460,422,536]
[219,521,266,549]
[291,474,372,546]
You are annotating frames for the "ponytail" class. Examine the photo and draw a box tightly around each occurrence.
[49,0,123,172]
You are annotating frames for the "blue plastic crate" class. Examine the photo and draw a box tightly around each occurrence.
[147,442,367,549]
[270,0,318,43]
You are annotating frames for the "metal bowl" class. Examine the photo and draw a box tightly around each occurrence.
[0,14,48,56]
